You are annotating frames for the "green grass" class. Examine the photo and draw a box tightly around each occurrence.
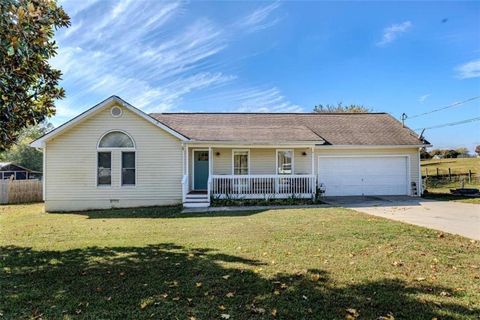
[421,157,480,176]
[1,204,479,319]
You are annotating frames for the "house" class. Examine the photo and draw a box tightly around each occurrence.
[0,162,42,180]
[31,96,429,211]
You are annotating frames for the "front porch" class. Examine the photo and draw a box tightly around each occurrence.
[182,145,317,207]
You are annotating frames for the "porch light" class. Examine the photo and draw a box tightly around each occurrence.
[302,151,307,156]
[216,152,220,156]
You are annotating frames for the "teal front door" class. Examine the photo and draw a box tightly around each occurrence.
[194,151,209,190]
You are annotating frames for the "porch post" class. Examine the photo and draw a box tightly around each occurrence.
[185,145,189,187]
[182,144,185,176]
[311,147,315,174]
[208,146,212,200]
[208,146,212,176]
[311,146,315,196]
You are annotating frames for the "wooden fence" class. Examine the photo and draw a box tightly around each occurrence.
[423,168,478,183]
[0,179,43,204]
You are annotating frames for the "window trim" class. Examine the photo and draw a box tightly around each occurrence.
[231,149,250,175]
[96,130,136,188]
[276,149,294,175]
[121,151,137,187]
[97,129,136,149]
[96,151,112,187]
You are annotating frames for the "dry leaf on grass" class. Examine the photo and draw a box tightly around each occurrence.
[345,308,359,320]
[376,312,395,320]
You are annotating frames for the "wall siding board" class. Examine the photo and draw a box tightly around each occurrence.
[45,105,183,211]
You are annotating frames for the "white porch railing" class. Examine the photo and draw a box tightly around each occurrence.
[210,174,316,199]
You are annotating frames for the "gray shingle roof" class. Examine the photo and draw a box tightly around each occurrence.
[150,112,426,145]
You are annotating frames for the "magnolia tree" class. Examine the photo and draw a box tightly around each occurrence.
[0,0,70,151]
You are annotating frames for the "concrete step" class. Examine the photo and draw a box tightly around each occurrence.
[183,201,210,208]
[185,199,209,203]
[186,194,209,199]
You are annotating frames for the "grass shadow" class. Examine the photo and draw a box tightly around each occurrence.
[48,206,270,219]
[423,192,480,202]
[1,244,477,319]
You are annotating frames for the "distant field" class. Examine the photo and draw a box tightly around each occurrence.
[422,158,480,196]
[421,157,479,176]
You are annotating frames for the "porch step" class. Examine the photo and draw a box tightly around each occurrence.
[184,193,210,208]
[186,194,209,199]
[184,197,209,203]
[183,201,210,208]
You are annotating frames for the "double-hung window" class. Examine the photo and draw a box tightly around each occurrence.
[277,150,293,175]
[97,131,136,187]
[233,150,249,175]
[97,152,112,186]
[122,152,136,186]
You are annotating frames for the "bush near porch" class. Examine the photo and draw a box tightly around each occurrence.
[1,204,479,319]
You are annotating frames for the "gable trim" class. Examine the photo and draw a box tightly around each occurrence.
[30,96,189,148]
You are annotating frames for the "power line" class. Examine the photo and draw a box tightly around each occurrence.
[414,117,480,131]
[408,96,480,119]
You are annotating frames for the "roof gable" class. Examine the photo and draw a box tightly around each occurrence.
[30,96,189,148]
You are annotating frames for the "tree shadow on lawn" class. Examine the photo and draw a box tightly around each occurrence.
[1,244,477,319]
[50,206,269,219]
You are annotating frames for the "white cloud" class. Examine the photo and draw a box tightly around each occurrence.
[110,0,133,20]
[455,59,480,79]
[58,0,100,16]
[236,2,281,32]
[377,21,412,46]
[222,87,302,112]
[51,0,295,120]
[55,104,78,118]
[418,94,431,102]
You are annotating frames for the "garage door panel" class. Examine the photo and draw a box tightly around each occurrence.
[318,156,408,196]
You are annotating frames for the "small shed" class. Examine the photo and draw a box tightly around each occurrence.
[0,162,42,180]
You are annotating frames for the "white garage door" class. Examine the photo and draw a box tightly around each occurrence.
[318,156,409,196]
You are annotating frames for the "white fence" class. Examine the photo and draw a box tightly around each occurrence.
[0,180,43,204]
[210,174,316,199]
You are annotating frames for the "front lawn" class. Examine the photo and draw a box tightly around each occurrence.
[1,204,479,319]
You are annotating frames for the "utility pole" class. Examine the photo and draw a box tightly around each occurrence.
[401,113,408,127]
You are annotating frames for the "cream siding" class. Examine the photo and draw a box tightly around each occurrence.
[206,148,313,176]
[314,147,421,195]
[45,104,183,211]
[294,148,312,174]
[212,148,231,175]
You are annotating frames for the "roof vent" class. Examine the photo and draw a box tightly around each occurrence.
[111,106,122,117]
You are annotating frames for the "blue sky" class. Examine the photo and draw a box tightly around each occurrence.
[53,1,480,151]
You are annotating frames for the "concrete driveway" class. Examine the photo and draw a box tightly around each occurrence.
[323,196,480,240]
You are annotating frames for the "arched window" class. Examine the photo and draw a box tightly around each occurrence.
[98,131,134,148]
[97,131,136,187]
